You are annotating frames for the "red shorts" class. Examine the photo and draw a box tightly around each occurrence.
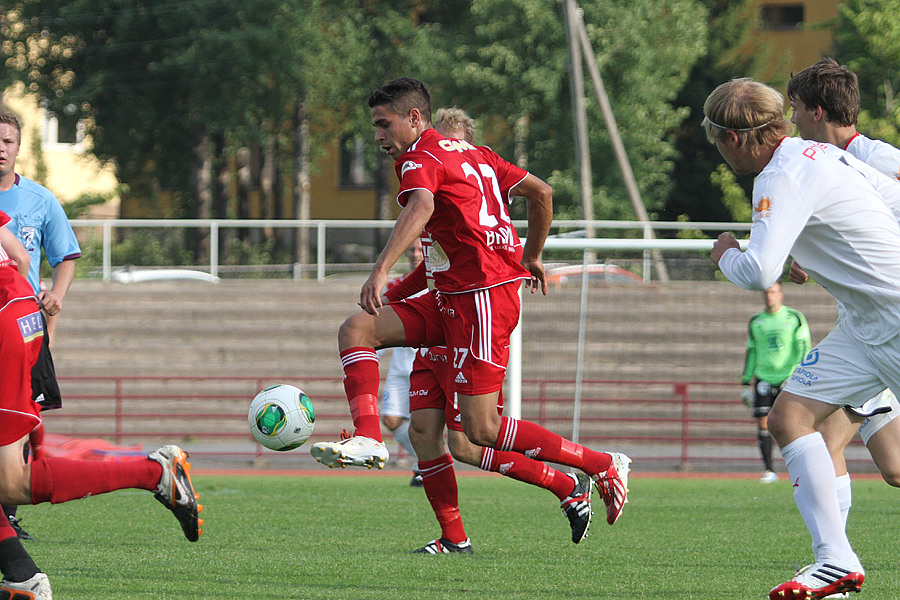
[408,346,504,432]
[391,282,521,395]
[0,297,44,446]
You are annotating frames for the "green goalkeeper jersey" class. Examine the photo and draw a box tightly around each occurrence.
[741,306,811,386]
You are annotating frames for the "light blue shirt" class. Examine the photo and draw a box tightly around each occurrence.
[0,174,81,293]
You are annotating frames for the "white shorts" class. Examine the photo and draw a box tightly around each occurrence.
[857,389,900,445]
[380,347,417,419]
[783,321,900,408]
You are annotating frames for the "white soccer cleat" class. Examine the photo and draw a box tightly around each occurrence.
[768,561,864,599]
[310,435,388,469]
[760,470,778,484]
[0,572,52,600]
[592,451,631,525]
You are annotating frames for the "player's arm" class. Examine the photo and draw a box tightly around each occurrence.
[383,261,427,303]
[0,226,30,277]
[741,326,756,386]
[788,259,808,284]
[360,190,434,315]
[511,173,552,295]
[740,327,756,407]
[40,258,75,316]
[794,311,812,366]
[716,173,810,290]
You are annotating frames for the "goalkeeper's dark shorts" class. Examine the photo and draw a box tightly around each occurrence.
[751,378,783,418]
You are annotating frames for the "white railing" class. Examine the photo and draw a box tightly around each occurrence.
[72,218,752,282]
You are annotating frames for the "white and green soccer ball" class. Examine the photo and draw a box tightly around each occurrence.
[248,384,315,451]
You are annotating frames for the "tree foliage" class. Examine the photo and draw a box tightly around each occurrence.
[0,0,786,229]
[664,0,772,224]
[834,0,900,148]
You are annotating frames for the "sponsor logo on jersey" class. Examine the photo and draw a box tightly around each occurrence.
[401,160,422,176]
[454,371,468,384]
[486,225,517,251]
[17,310,44,343]
[409,389,430,398]
[428,240,450,273]
[438,139,477,153]
[800,349,819,367]
[790,367,818,387]
[754,196,772,219]
[426,349,449,364]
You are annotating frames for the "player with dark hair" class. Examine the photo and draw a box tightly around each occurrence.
[787,59,900,549]
[380,108,596,552]
[788,58,900,180]
[311,77,630,528]
[741,282,811,483]
[706,77,900,599]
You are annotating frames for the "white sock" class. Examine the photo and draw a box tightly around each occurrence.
[782,432,856,564]
[835,473,852,528]
[391,419,418,467]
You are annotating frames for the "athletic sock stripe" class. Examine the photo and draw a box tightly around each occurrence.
[499,418,517,452]
[341,351,378,367]
[480,448,494,471]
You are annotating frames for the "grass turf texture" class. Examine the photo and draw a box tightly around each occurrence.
[16,474,900,599]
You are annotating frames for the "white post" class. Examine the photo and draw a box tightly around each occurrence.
[209,221,219,279]
[317,222,326,281]
[102,220,112,282]
[508,285,524,419]
[572,250,590,443]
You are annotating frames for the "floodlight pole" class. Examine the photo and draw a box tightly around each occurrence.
[562,0,596,241]
[568,2,670,282]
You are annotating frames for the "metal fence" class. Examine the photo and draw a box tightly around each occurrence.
[70,218,752,282]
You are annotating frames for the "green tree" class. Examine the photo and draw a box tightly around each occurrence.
[834,0,900,148]
[431,0,708,223]
[664,0,772,225]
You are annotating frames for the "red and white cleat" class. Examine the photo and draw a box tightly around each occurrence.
[591,452,631,525]
[768,562,864,600]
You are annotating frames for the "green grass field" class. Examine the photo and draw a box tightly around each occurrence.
[17,473,900,599]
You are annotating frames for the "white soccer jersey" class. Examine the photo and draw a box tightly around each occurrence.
[846,133,900,181]
[719,137,900,345]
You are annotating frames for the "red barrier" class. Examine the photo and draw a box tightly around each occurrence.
[46,376,868,471]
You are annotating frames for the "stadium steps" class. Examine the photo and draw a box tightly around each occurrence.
[47,278,838,460]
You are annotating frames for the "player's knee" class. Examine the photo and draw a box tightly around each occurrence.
[879,469,900,487]
[381,415,403,430]
[337,313,375,349]
[461,421,497,448]
[447,434,481,467]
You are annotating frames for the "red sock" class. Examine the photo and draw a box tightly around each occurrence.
[30,457,163,504]
[495,416,611,476]
[340,347,382,441]
[418,454,466,544]
[480,447,574,501]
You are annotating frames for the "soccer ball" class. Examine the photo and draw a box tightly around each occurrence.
[248,384,315,451]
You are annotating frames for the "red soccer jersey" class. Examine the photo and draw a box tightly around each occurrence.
[395,128,530,294]
[0,209,34,302]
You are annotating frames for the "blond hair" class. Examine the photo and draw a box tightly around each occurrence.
[434,107,475,144]
[702,78,793,155]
